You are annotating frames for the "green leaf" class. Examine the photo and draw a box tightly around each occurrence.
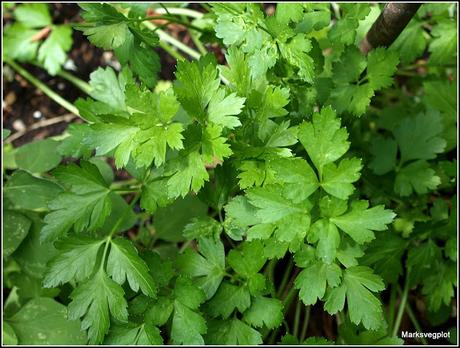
[68,270,128,344]
[424,80,456,118]
[220,47,252,97]
[227,241,266,278]
[15,139,62,173]
[298,105,350,173]
[325,266,385,330]
[213,4,275,79]
[330,201,395,244]
[77,3,129,50]
[81,25,127,49]
[360,232,407,283]
[3,23,40,61]
[390,20,426,64]
[201,123,233,164]
[140,177,172,213]
[171,277,207,345]
[43,236,104,288]
[153,194,208,242]
[407,239,442,286]
[329,16,361,45]
[369,136,398,175]
[422,261,456,311]
[14,3,51,28]
[41,162,112,242]
[105,324,162,345]
[321,158,362,199]
[337,242,364,268]
[246,185,310,224]
[330,46,398,117]
[3,211,31,257]
[366,48,399,90]
[205,318,263,345]
[393,110,446,164]
[276,3,304,25]
[331,83,374,117]
[338,321,402,345]
[205,282,251,318]
[166,152,210,198]
[107,238,157,297]
[394,160,441,197]
[429,20,457,65]
[243,296,283,329]
[177,236,225,299]
[13,215,58,278]
[174,55,220,122]
[271,158,319,202]
[144,295,174,326]
[58,124,93,159]
[307,219,340,264]
[87,66,128,111]
[183,217,222,240]
[279,33,315,83]
[3,322,18,345]
[250,85,290,121]
[208,89,245,129]
[114,30,160,88]
[3,129,11,139]
[303,336,335,345]
[7,297,86,344]
[38,25,72,75]
[295,260,342,305]
[98,193,136,235]
[225,195,262,227]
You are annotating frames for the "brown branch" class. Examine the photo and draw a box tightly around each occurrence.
[360,3,423,54]
[6,113,77,143]
[30,26,51,42]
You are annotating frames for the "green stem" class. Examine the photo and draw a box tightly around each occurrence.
[398,286,428,345]
[159,40,186,61]
[5,59,80,116]
[110,179,139,189]
[293,300,301,338]
[331,3,341,19]
[99,239,112,272]
[282,281,298,313]
[184,16,208,55]
[111,189,139,194]
[143,21,201,59]
[264,259,277,288]
[392,272,410,337]
[155,7,204,19]
[179,240,192,253]
[267,285,298,344]
[29,61,92,94]
[200,3,212,12]
[277,259,293,298]
[133,15,205,33]
[56,69,92,94]
[387,284,398,333]
[299,305,311,342]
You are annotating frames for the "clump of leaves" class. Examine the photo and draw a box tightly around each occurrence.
[4,3,73,75]
[2,2,457,346]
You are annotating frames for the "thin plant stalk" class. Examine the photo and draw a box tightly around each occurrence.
[299,305,311,342]
[6,59,80,116]
[155,7,204,19]
[393,273,410,337]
